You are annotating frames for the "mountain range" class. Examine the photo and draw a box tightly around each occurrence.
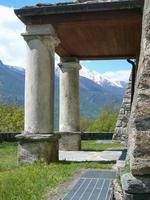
[0,60,127,126]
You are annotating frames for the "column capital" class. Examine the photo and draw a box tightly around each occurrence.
[58,57,81,72]
[22,24,60,48]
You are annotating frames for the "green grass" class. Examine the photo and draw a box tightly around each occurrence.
[0,142,113,200]
[82,140,124,151]
[0,142,18,171]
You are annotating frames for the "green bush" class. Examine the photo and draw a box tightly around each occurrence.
[80,118,94,132]
[88,105,119,132]
[0,104,118,133]
[0,104,24,132]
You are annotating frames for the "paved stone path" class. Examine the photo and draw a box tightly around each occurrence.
[59,149,126,162]
[96,140,113,144]
[57,142,127,199]
[63,170,116,200]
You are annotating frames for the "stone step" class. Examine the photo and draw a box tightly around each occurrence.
[59,149,127,162]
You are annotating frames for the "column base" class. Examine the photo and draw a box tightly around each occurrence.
[120,173,150,200]
[58,132,81,151]
[16,133,59,165]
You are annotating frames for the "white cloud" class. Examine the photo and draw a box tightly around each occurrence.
[0,5,131,84]
[103,70,131,82]
[0,5,61,69]
[0,5,26,67]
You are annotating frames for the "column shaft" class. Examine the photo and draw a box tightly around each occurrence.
[25,36,54,133]
[59,62,80,132]
[59,58,81,150]
[17,24,60,164]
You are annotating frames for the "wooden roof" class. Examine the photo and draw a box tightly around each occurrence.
[15,0,144,60]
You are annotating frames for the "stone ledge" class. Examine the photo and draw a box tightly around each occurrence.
[121,173,150,194]
[55,131,81,136]
[16,133,60,143]
[114,173,150,200]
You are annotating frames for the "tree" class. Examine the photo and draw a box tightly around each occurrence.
[88,104,119,132]
[80,118,93,132]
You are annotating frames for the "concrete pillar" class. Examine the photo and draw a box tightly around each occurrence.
[58,57,81,151]
[16,24,60,164]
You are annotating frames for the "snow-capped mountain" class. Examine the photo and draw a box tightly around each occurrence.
[0,60,127,126]
[56,65,127,88]
[80,67,124,88]
[0,60,127,91]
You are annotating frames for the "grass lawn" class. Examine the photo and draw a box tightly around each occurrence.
[0,142,18,171]
[82,140,124,151]
[0,142,114,200]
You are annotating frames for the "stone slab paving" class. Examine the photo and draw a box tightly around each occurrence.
[96,140,113,144]
[63,170,116,200]
[59,150,124,162]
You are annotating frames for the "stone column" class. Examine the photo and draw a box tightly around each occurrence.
[58,57,81,151]
[120,1,150,199]
[16,24,60,165]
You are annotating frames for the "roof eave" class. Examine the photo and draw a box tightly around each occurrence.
[14,0,144,24]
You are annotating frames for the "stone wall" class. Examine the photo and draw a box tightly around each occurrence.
[113,74,132,143]
[81,132,113,140]
[128,0,150,176]
[0,133,20,142]
[117,1,150,199]
[114,2,150,196]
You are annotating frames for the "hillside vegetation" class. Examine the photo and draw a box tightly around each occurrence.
[0,104,118,133]
[0,104,23,132]
[88,105,119,132]
[0,61,125,123]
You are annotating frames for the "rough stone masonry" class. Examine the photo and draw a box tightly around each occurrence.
[128,0,150,176]
[113,74,132,143]
[120,1,150,199]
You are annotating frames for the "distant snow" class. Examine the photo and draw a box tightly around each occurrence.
[80,66,125,88]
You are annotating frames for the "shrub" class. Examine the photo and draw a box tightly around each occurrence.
[80,118,94,132]
[88,105,119,132]
[0,104,24,132]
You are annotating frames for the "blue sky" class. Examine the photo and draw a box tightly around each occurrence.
[80,60,130,73]
[0,0,131,81]
[0,0,71,8]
